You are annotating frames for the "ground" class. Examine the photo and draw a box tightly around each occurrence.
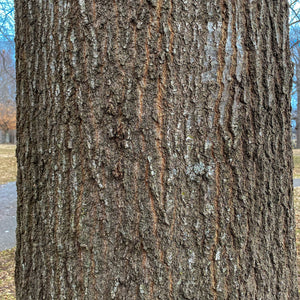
[0,145,16,185]
[0,145,16,299]
[294,149,300,179]
[1,145,300,298]
[0,248,15,299]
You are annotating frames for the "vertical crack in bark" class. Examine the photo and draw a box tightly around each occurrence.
[242,8,261,293]
[134,161,141,238]
[155,3,175,294]
[138,26,151,126]
[75,28,101,296]
[92,0,96,22]
[225,1,238,294]
[167,198,177,298]
[133,23,137,59]
[75,119,86,298]
[155,60,167,210]
[156,0,163,31]
[134,161,148,296]
[135,7,166,291]
[226,2,237,144]
[167,0,174,63]
[137,86,144,126]
[145,161,159,237]
[89,196,97,293]
[137,238,155,299]
[211,0,228,298]
[144,160,160,298]
[53,156,61,297]
[53,3,67,296]
[155,0,166,211]
[138,14,152,127]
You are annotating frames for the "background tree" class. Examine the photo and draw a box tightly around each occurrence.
[0,100,16,142]
[290,0,300,27]
[0,48,15,143]
[290,0,300,147]
[0,0,14,42]
[0,0,15,143]
[15,1,298,299]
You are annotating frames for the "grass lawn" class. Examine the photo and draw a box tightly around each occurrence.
[0,145,16,185]
[294,149,300,179]
[1,146,300,298]
[0,248,15,299]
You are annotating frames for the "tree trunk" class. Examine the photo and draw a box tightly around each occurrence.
[15,1,298,299]
[3,129,9,144]
[296,62,300,148]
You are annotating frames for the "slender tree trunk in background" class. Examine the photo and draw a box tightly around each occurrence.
[15,1,298,299]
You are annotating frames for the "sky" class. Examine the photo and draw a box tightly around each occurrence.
[0,0,14,42]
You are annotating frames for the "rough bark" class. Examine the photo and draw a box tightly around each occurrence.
[296,61,300,148]
[15,0,298,299]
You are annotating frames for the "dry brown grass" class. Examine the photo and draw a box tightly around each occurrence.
[0,145,16,185]
[294,149,300,179]
[0,248,15,299]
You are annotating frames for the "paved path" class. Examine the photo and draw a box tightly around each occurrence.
[1,179,300,251]
[294,179,300,187]
[0,181,17,251]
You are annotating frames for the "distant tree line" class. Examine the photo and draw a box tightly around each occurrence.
[0,0,15,143]
[290,0,300,147]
